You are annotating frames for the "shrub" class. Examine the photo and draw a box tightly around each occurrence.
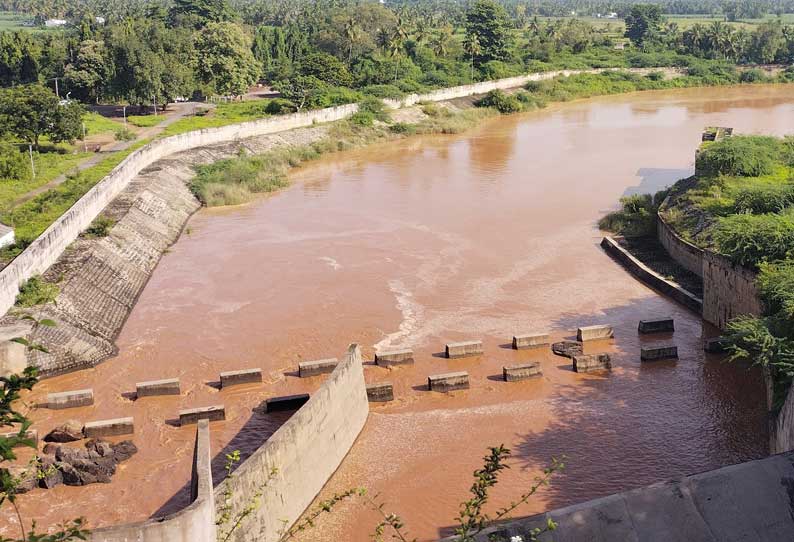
[84,215,116,237]
[645,71,665,81]
[475,90,523,114]
[350,111,375,126]
[714,213,794,267]
[697,136,781,177]
[264,99,297,115]
[15,275,59,307]
[733,185,794,214]
[362,85,404,99]
[757,259,794,321]
[598,193,659,237]
[0,143,29,180]
[357,97,391,122]
[740,68,768,83]
[114,127,136,142]
[390,123,416,135]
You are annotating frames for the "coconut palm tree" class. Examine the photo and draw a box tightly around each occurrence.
[463,33,481,81]
[343,16,362,65]
[431,26,453,58]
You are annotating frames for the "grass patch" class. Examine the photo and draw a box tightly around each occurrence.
[15,275,59,307]
[82,113,123,137]
[0,150,91,211]
[82,215,116,238]
[162,101,275,137]
[127,115,163,128]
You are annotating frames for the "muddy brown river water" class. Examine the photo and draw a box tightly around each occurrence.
[5,85,794,540]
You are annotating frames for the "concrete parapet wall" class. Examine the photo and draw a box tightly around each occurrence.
[88,419,216,542]
[213,344,369,542]
[656,209,704,278]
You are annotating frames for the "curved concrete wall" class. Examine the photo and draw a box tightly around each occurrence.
[657,210,704,278]
[0,103,359,318]
[213,344,369,542]
[88,419,216,542]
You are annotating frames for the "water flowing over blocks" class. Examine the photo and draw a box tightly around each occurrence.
[179,405,225,426]
[265,393,310,412]
[503,362,542,382]
[366,382,394,402]
[298,358,339,378]
[428,371,470,391]
[46,389,94,410]
[136,378,180,397]
[572,353,612,373]
[638,318,675,334]
[220,368,263,388]
[512,333,550,350]
[83,417,134,438]
[641,345,679,361]
[374,349,414,367]
[445,340,483,359]
[577,325,614,342]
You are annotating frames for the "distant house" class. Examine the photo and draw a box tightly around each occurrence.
[606,12,619,18]
[44,18,67,27]
[95,16,105,25]
[0,224,14,250]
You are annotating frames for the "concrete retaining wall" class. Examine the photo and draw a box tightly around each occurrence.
[0,104,359,318]
[88,419,216,542]
[657,210,704,278]
[701,251,762,330]
[773,387,794,453]
[213,344,369,542]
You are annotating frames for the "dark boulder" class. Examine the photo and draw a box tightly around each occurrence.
[111,440,138,463]
[43,420,84,443]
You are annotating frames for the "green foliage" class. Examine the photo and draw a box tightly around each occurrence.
[0,85,84,150]
[733,184,794,214]
[83,215,115,237]
[739,68,768,83]
[0,143,29,181]
[126,115,160,128]
[697,136,782,178]
[465,0,510,67]
[357,96,390,122]
[714,212,794,267]
[15,275,58,307]
[195,21,258,96]
[475,89,523,113]
[264,99,296,115]
[114,127,135,142]
[191,152,290,206]
[599,192,667,237]
[624,4,665,46]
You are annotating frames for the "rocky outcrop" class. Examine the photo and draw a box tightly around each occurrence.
[43,419,84,442]
[37,439,137,489]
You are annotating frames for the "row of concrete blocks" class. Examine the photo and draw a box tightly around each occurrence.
[571,345,680,374]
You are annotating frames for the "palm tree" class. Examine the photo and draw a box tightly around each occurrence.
[376,27,392,53]
[431,26,453,58]
[415,20,432,45]
[528,16,541,37]
[343,17,361,65]
[463,33,481,81]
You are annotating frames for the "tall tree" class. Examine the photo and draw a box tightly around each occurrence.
[168,0,234,29]
[0,84,84,150]
[624,4,665,47]
[465,0,510,67]
[195,21,259,96]
[63,39,107,103]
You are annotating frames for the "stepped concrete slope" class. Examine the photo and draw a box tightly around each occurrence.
[443,451,794,542]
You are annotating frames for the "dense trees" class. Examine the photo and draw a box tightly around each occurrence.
[465,0,511,66]
[0,84,83,149]
[195,21,258,96]
[625,5,666,46]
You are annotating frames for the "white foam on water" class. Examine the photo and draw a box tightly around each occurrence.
[319,256,342,270]
[373,279,424,351]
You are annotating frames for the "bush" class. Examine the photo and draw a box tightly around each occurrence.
[15,275,59,307]
[697,136,781,177]
[390,123,416,135]
[264,99,297,115]
[733,185,794,214]
[357,97,391,122]
[362,85,404,99]
[0,143,30,180]
[645,71,665,81]
[740,68,767,83]
[350,111,375,126]
[84,215,116,237]
[114,127,135,142]
[714,213,794,267]
[598,193,659,237]
[475,90,523,114]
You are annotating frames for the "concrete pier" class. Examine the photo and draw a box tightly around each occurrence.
[503,363,542,382]
[84,417,134,438]
[136,378,180,397]
[374,349,414,367]
[572,353,611,373]
[641,345,679,361]
[298,358,339,378]
[445,340,483,359]
[366,382,394,402]
[265,394,310,412]
[179,405,225,425]
[638,318,675,334]
[220,368,263,388]
[577,325,614,342]
[46,389,94,410]
[512,333,550,350]
[429,371,470,391]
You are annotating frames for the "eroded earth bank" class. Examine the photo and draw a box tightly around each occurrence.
[4,85,794,540]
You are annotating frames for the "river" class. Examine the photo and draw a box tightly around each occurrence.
[6,84,793,539]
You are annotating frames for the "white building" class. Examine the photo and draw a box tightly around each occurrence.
[44,18,67,27]
[0,223,15,250]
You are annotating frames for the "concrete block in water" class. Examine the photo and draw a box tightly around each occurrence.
[572,353,611,373]
[503,362,542,382]
[1,429,37,447]
[136,378,180,397]
[375,349,414,366]
[46,389,94,410]
[265,393,310,412]
[220,368,263,388]
[577,325,614,342]
[428,371,470,392]
[366,382,394,402]
[641,345,679,361]
[179,405,225,425]
[512,333,550,350]
[704,337,727,353]
[445,340,483,359]
[552,341,583,358]
[638,318,675,334]
[298,358,339,378]
[84,417,134,438]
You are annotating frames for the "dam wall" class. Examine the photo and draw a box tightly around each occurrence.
[213,344,369,542]
[88,420,216,542]
[0,104,359,320]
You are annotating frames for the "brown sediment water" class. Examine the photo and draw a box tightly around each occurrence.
[4,85,793,538]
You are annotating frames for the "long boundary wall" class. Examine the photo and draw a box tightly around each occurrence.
[88,419,216,542]
[657,208,704,278]
[213,344,369,542]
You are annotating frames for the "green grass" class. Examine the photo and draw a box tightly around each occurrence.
[162,100,274,137]
[0,140,150,246]
[82,112,123,137]
[0,11,64,32]
[0,150,90,211]
[126,115,163,128]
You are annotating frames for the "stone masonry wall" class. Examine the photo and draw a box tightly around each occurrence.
[701,251,762,331]
[657,210,704,278]
[213,344,369,542]
[88,419,216,542]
